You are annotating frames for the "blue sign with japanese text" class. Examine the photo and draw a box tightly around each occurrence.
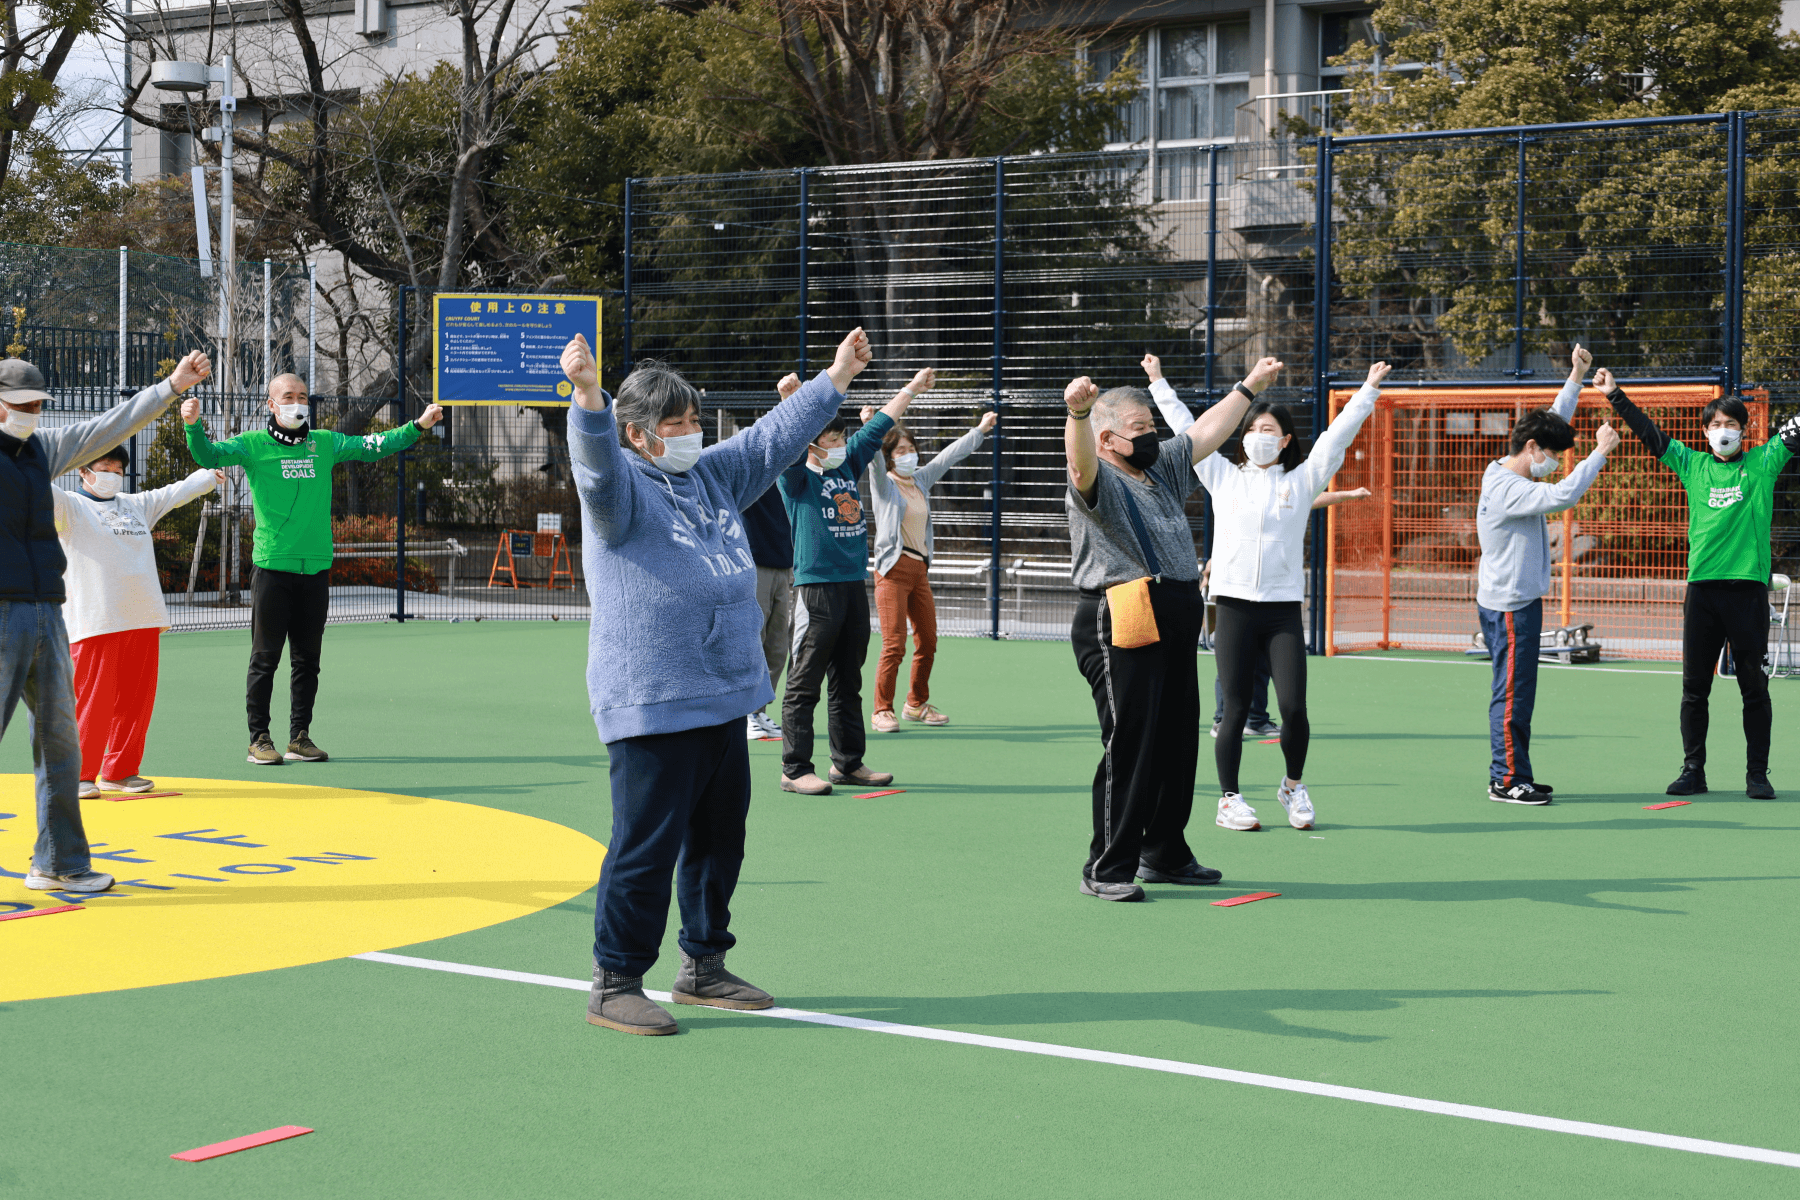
[433,293,601,405]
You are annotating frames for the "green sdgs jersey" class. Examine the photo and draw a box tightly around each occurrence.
[1661,437,1793,583]
[187,422,424,573]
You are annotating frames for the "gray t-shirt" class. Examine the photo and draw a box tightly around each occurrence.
[1066,433,1202,591]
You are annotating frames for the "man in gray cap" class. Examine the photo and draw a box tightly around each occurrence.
[1,350,212,894]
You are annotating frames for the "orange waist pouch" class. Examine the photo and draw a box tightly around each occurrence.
[1105,577,1160,648]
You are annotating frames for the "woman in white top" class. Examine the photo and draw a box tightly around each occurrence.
[53,445,221,796]
[861,381,996,732]
[1151,359,1389,832]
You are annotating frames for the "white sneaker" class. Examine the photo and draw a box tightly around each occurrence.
[98,775,155,793]
[26,866,114,893]
[746,712,781,740]
[1277,778,1315,830]
[1216,793,1261,831]
[746,716,764,740]
[78,780,101,800]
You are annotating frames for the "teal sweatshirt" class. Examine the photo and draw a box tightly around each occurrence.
[778,412,892,585]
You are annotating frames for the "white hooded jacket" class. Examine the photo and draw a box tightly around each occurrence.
[1151,378,1379,603]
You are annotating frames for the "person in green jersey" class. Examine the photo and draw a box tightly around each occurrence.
[1599,368,1800,800]
[182,375,444,765]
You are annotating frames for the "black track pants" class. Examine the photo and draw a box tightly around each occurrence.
[1071,580,1205,883]
[247,566,330,740]
[1213,596,1309,794]
[1680,580,1772,773]
[781,580,870,779]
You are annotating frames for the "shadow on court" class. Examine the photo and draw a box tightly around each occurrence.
[1353,817,1800,834]
[695,985,1607,1043]
[1154,874,1798,913]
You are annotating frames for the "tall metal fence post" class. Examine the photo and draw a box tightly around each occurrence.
[306,260,317,425]
[623,178,635,375]
[990,156,1005,640]
[1511,133,1530,378]
[1726,112,1746,395]
[1309,134,1334,654]
[1202,144,1219,560]
[393,285,409,622]
[263,257,273,388]
[119,245,135,491]
[798,168,809,375]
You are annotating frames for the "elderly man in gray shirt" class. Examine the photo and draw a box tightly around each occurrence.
[1475,345,1620,805]
[1064,356,1283,901]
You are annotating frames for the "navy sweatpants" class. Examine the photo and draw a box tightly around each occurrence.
[593,718,751,978]
[1478,599,1542,787]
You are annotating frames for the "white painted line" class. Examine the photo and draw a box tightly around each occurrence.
[354,951,1799,1170]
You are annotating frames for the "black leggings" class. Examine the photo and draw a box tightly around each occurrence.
[1214,596,1309,793]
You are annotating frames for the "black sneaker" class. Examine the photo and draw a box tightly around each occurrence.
[1138,859,1223,885]
[1666,767,1708,796]
[1244,719,1282,738]
[1524,781,1554,794]
[1079,874,1145,902]
[1747,771,1777,800]
[1488,781,1551,805]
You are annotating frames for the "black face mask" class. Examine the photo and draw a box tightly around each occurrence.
[1111,431,1161,471]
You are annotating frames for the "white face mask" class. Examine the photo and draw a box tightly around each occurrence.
[1242,431,1283,467]
[647,429,703,473]
[276,403,309,429]
[891,452,919,477]
[1707,426,1742,457]
[810,444,847,472]
[1529,449,1559,478]
[83,471,124,499]
[2,407,40,439]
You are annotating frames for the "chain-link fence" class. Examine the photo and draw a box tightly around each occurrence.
[627,115,1800,657]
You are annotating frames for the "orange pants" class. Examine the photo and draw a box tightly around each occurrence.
[70,627,162,781]
[873,554,937,713]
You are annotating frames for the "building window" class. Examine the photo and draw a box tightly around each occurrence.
[1091,22,1253,149]
[1320,10,1378,73]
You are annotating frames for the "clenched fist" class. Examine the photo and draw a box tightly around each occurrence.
[1064,377,1098,416]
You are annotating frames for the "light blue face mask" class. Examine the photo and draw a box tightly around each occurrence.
[648,429,703,473]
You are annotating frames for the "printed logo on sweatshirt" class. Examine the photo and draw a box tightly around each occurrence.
[816,476,867,539]
[281,458,319,480]
[1707,484,1743,509]
[97,507,147,537]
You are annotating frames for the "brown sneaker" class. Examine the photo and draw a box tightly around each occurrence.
[902,702,949,726]
[830,765,894,787]
[247,734,284,766]
[872,710,900,733]
[780,773,833,795]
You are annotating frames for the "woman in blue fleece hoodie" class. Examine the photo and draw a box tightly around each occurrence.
[563,327,872,1036]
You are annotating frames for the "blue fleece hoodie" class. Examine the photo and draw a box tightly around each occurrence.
[571,368,847,743]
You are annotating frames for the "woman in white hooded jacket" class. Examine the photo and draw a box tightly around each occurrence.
[1154,360,1389,833]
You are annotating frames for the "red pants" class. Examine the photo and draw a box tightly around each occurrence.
[873,555,937,713]
[70,627,162,781]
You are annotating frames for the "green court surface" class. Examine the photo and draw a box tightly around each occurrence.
[3,623,1798,1198]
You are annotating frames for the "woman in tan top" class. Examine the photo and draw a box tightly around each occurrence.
[861,381,995,732]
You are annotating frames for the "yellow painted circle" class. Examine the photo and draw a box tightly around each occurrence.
[0,775,604,1003]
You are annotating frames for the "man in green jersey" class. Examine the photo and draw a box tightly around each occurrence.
[182,375,444,765]
[1600,368,1800,799]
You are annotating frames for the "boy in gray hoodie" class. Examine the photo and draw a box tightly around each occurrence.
[564,327,871,1036]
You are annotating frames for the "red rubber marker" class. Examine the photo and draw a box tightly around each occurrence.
[101,791,182,801]
[855,789,906,799]
[172,1126,313,1162]
[1211,891,1280,908]
[0,904,83,923]
[1259,739,1280,745]
[1643,800,1692,810]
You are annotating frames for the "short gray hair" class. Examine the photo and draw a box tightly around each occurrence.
[1091,386,1151,435]
[615,359,700,450]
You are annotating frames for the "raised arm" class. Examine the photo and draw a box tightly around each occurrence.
[562,333,642,544]
[1491,424,1621,516]
[143,468,219,525]
[860,403,899,504]
[44,350,211,477]
[1550,343,1592,421]
[182,395,250,469]
[1065,376,1101,503]
[912,410,995,491]
[1143,353,1196,436]
[705,330,871,507]
[1189,357,1284,462]
[1301,361,1389,494]
[1596,368,1671,458]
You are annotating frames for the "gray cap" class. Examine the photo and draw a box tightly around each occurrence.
[0,359,53,407]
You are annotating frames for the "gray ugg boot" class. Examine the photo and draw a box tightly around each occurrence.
[586,965,678,1035]
[670,950,774,1010]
